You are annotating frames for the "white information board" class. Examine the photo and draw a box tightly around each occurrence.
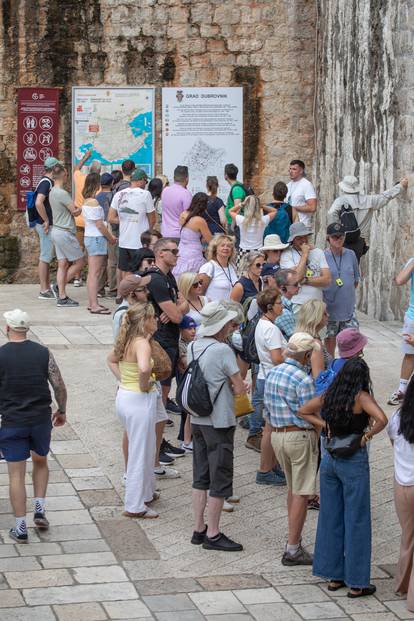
[162,87,243,201]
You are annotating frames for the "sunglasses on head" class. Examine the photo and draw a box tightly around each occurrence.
[192,280,203,288]
[164,248,179,255]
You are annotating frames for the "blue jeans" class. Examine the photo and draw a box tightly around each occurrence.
[313,447,371,588]
[250,378,265,435]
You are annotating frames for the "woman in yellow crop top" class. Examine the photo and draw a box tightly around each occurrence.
[107,303,160,519]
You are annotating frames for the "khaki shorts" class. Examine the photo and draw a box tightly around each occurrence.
[271,429,319,496]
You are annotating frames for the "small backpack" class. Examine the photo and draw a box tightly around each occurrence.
[339,203,361,243]
[176,342,225,417]
[26,177,52,228]
[230,182,255,201]
[315,358,346,396]
[263,202,292,243]
[240,303,261,364]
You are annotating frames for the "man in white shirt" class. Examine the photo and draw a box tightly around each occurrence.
[280,222,331,310]
[108,169,156,275]
[286,160,317,228]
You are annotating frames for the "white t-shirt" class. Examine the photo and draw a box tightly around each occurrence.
[387,410,414,486]
[111,187,155,250]
[287,178,317,227]
[280,246,329,305]
[82,204,105,237]
[255,318,286,380]
[199,260,238,301]
[235,214,270,250]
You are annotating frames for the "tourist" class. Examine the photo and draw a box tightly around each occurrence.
[112,273,152,339]
[199,235,238,301]
[148,177,164,224]
[328,175,408,261]
[260,234,289,273]
[205,175,227,234]
[323,223,360,356]
[388,375,414,612]
[161,165,192,240]
[264,181,297,242]
[49,167,84,307]
[82,172,117,315]
[231,251,264,305]
[107,303,161,519]
[286,159,317,227]
[296,300,330,378]
[177,315,197,452]
[264,332,320,565]
[189,301,247,552]
[228,195,277,265]
[280,222,331,310]
[108,169,155,276]
[34,157,62,300]
[0,309,67,542]
[274,269,300,339]
[299,358,387,596]
[178,272,209,324]
[224,163,246,230]
[107,170,123,296]
[388,257,414,405]
[173,192,212,277]
[141,229,162,250]
[95,172,116,297]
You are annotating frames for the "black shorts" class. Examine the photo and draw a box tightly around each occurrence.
[118,247,141,272]
[191,424,235,497]
[160,345,179,387]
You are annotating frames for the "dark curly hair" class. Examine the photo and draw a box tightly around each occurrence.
[399,375,414,443]
[182,192,208,227]
[323,358,372,428]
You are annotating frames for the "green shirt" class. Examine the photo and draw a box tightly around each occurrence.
[225,182,246,224]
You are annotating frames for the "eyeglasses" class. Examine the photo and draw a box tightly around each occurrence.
[163,248,179,256]
[192,280,203,288]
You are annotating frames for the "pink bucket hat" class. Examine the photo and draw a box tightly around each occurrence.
[337,328,368,358]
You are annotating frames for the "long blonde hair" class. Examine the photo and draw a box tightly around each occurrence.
[241,195,262,229]
[178,272,198,299]
[206,234,236,263]
[114,302,155,360]
[239,250,265,277]
[295,300,326,338]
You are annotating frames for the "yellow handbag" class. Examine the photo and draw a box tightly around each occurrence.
[234,393,254,417]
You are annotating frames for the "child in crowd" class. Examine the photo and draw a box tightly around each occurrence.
[177,315,197,452]
[141,229,162,250]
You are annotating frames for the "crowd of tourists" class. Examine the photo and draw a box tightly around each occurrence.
[2,154,414,609]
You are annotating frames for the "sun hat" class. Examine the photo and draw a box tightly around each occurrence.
[180,315,198,330]
[287,222,313,243]
[44,156,63,169]
[131,168,148,181]
[260,234,289,252]
[197,301,238,338]
[337,328,368,358]
[286,332,321,354]
[339,175,360,194]
[118,274,151,299]
[327,222,346,236]
[3,309,30,332]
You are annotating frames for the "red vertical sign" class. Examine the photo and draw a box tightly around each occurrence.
[16,88,60,211]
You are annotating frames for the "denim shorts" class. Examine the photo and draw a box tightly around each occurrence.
[84,235,108,256]
[0,420,52,462]
[35,223,54,263]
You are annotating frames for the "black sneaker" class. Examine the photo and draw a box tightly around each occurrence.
[191,525,207,545]
[159,451,175,465]
[33,512,49,530]
[166,398,181,415]
[38,290,55,300]
[202,532,243,552]
[51,283,59,299]
[57,297,79,307]
[9,528,28,543]
[161,439,185,459]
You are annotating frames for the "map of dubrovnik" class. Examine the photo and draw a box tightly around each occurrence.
[73,88,154,175]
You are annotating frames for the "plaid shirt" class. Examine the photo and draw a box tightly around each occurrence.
[275,297,296,340]
[264,358,315,428]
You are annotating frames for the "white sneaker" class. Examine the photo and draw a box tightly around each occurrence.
[226,495,240,504]
[223,500,234,512]
[388,390,404,406]
[181,441,193,453]
[155,467,180,479]
[73,278,82,287]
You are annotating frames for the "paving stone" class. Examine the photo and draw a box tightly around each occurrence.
[379,565,398,578]
[53,602,107,621]
[155,612,205,621]
[43,496,84,511]
[0,590,25,607]
[351,613,399,620]
[43,509,93,526]
[0,545,18,558]
[381,601,414,618]
[41,551,117,569]
[89,506,125,521]
[97,519,159,562]
[247,602,301,620]
[5,568,73,588]
[0,514,15,528]
[17,542,62,556]
[0,528,41,544]
[66,468,104,478]
[84,324,114,345]
[0,557,41,572]
[190,591,246,615]
[135,578,203,596]
[0,499,11,513]
[23,582,139,605]
[143,594,196,612]
[0,606,56,620]
[196,574,270,591]
[58,325,100,345]
[51,424,79,440]
[369,580,404,601]
[36,483,75,496]
[50,441,88,455]
[233,588,282,605]
[71,477,113,491]
[206,616,255,621]
[293,601,346,619]
[73,565,129,583]
[337,597,388,614]
[37,523,102,542]
[277,584,330,603]
[56,454,98,469]
[61,539,110,554]
[48,471,70,483]
[103,599,153,618]
[79,489,123,507]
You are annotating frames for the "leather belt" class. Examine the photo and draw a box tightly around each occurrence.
[271,425,312,433]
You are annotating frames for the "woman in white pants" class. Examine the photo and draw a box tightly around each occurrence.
[107,303,160,519]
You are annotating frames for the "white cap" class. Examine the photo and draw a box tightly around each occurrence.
[3,309,30,332]
[287,332,321,354]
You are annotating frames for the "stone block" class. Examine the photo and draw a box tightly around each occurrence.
[0,557,41,572]
[103,599,152,618]
[96,519,159,562]
[61,539,110,554]
[56,454,97,469]
[79,490,123,507]
[43,496,84,511]
[293,602,347,619]
[17,542,62,556]
[73,565,129,584]
[277,584,330,603]
[71,477,113,491]
[156,613,205,621]
[0,545,18,558]
[189,592,246,616]
[53,602,107,621]
[50,441,87,455]
[23,582,139,606]
[5,569,73,589]
[135,577,203,596]
[247,603,301,620]
[143,594,196,612]
[196,574,270,591]
[0,606,56,620]
[334,596,389,615]
[41,552,117,569]
[213,6,240,25]
[43,510,93,526]
[37,523,102,542]
[65,468,103,478]
[0,590,25,607]
[233,588,282,605]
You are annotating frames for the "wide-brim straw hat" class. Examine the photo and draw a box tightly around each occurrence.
[197,301,238,338]
[260,234,289,252]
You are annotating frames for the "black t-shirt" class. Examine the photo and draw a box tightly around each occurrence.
[205,196,225,234]
[147,268,180,350]
[36,177,54,225]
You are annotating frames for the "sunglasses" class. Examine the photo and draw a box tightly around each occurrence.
[145,258,155,264]
[192,280,203,288]
[164,248,179,256]
[254,262,265,268]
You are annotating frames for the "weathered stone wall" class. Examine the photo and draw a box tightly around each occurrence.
[0,0,316,282]
[315,0,414,320]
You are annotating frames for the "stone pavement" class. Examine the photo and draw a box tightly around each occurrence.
[0,284,412,620]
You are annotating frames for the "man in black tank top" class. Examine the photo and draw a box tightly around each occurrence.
[0,309,67,543]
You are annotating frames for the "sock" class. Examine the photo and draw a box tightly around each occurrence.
[399,379,409,394]
[286,542,300,555]
[34,498,45,514]
[16,517,27,534]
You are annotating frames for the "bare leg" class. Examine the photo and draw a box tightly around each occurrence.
[31,452,49,499]
[206,496,224,538]
[38,260,50,292]
[122,431,129,471]
[154,420,165,467]
[259,423,277,472]
[66,258,84,285]
[288,491,309,545]
[7,461,27,517]
[325,336,337,358]
[161,384,170,407]
[401,354,414,381]
[192,489,207,532]
[56,259,69,298]
[87,255,105,311]
[184,416,192,445]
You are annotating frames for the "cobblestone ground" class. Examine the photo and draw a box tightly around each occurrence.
[0,285,411,620]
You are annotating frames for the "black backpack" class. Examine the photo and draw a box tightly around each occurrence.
[339,203,361,243]
[176,343,225,417]
[240,306,261,364]
[230,182,255,201]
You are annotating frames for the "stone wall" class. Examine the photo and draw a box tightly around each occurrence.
[0,0,316,282]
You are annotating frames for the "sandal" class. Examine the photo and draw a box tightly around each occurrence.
[89,307,111,315]
[328,580,346,592]
[123,508,159,519]
[347,585,376,598]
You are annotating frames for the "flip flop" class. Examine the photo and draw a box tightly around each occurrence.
[347,585,376,598]
[328,581,346,592]
[89,308,111,315]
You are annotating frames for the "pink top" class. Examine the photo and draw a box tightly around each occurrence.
[160,183,192,238]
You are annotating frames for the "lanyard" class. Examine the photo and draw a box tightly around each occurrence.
[330,249,343,276]
[216,261,236,286]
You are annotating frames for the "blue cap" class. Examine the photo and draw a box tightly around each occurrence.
[261,263,278,278]
[180,315,197,329]
[100,172,114,186]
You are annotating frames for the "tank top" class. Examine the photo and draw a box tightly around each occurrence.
[119,360,156,393]
[330,411,369,436]
[237,276,262,305]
